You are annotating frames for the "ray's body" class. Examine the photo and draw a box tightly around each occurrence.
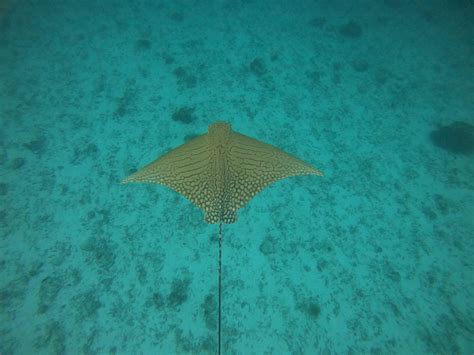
[123,122,323,354]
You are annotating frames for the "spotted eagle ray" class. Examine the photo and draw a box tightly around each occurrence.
[122,121,323,354]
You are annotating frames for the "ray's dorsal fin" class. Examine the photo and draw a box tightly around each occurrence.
[122,121,323,223]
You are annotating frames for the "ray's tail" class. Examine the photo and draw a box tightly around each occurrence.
[218,223,222,355]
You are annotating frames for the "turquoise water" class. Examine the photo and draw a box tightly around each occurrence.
[1,0,473,354]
